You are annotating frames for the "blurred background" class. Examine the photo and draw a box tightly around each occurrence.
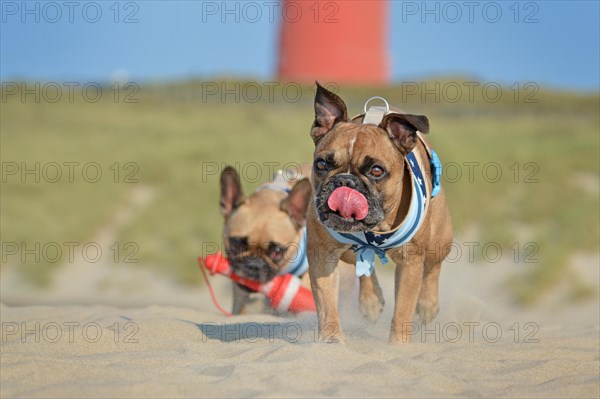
[1,1,598,312]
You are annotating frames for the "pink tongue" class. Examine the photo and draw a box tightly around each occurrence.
[327,187,369,220]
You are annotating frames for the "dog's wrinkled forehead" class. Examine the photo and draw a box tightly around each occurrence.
[315,123,402,170]
[225,203,298,245]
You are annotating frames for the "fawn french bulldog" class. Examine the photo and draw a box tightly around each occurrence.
[306,83,453,343]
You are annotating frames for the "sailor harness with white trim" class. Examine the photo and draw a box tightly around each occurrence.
[279,226,308,277]
[325,97,443,277]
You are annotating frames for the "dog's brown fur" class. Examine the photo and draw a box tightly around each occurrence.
[306,84,453,343]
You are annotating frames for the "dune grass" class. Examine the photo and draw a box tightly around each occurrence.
[1,80,598,304]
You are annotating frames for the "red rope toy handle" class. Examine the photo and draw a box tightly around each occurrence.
[198,256,232,317]
[199,253,316,315]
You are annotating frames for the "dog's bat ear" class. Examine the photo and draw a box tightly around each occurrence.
[311,81,349,144]
[220,166,244,218]
[280,178,312,228]
[379,113,430,154]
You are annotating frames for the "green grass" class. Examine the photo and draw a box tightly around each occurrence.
[1,80,598,304]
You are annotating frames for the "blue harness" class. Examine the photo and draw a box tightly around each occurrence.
[280,226,309,277]
[325,99,443,277]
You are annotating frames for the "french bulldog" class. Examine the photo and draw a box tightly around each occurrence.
[220,165,313,314]
[306,83,453,343]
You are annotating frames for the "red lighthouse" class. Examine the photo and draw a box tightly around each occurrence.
[277,0,389,85]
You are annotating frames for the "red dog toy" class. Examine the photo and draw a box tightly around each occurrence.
[199,252,316,313]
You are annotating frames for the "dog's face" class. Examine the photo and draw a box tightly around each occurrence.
[310,83,430,232]
[219,167,311,283]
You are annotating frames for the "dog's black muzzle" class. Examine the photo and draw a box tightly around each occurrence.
[229,255,278,284]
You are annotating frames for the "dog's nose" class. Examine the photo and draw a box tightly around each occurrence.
[230,256,277,283]
[333,174,359,189]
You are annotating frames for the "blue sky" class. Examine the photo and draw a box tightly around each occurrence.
[1,1,599,90]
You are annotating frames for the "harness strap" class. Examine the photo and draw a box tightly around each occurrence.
[417,132,442,197]
[279,227,308,277]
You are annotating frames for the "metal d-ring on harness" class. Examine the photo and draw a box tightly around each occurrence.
[324,97,443,277]
[362,96,390,124]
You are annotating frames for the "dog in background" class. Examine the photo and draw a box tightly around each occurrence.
[219,165,312,314]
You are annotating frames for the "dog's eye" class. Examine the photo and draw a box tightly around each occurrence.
[370,165,385,178]
[268,244,286,263]
[228,237,248,256]
[315,159,327,172]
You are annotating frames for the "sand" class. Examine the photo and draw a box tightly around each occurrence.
[1,256,599,398]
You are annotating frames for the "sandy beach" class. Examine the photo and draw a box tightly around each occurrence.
[1,255,599,398]
[2,303,599,398]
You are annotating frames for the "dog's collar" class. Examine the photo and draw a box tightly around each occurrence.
[279,226,308,277]
[324,98,442,277]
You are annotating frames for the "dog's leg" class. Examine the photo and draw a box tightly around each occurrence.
[309,260,344,343]
[389,254,425,344]
[231,282,250,315]
[417,261,441,323]
[308,249,345,343]
[417,192,452,323]
[359,271,385,323]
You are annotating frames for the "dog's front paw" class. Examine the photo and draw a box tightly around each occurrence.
[320,332,346,344]
[416,300,439,324]
[318,322,345,344]
[389,323,419,344]
[359,292,384,323]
